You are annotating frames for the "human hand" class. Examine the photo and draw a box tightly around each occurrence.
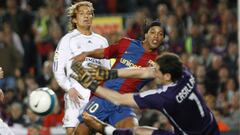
[70,62,99,92]
[148,60,159,69]
[71,52,88,63]
[87,63,118,81]
[68,88,83,108]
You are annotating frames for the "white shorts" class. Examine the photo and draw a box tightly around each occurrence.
[62,94,89,128]
[0,119,14,135]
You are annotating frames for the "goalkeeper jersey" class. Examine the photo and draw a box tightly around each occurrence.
[103,37,158,93]
[134,70,220,135]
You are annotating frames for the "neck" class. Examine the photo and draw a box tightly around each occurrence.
[164,81,173,85]
[142,41,153,52]
[77,26,92,35]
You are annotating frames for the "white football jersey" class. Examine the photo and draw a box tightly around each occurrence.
[53,29,110,100]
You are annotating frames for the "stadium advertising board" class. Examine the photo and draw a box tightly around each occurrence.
[92,16,123,35]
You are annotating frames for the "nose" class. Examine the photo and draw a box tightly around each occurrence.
[83,14,88,18]
[153,33,159,39]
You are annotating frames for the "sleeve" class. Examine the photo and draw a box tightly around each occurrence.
[101,37,111,69]
[133,90,165,110]
[52,37,73,92]
[103,38,129,59]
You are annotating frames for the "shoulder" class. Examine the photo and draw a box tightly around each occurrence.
[181,68,194,80]
[92,33,108,42]
[120,37,134,42]
[116,37,135,45]
[56,30,79,49]
[92,33,107,40]
[61,30,80,41]
[120,37,141,46]
[92,33,108,45]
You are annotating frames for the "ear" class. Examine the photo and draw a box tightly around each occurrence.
[145,33,148,39]
[163,73,171,82]
[73,18,77,24]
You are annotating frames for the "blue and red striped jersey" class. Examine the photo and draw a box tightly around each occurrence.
[103,37,158,93]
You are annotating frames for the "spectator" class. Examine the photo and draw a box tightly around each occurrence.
[0,31,22,90]
[9,102,26,126]
[2,21,24,56]
[24,108,42,127]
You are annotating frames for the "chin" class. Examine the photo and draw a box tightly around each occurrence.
[150,44,160,49]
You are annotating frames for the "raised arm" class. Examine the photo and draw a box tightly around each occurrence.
[95,86,138,108]
[70,63,139,108]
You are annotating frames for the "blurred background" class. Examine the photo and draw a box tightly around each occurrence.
[0,0,239,134]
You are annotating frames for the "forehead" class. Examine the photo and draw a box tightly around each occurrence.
[76,5,92,12]
[148,26,164,32]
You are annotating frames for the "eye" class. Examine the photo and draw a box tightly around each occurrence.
[78,12,84,15]
[150,31,155,34]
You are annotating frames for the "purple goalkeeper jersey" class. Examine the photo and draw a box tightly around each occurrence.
[134,70,219,135]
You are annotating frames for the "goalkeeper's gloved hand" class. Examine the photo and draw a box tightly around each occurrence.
[71,62,99,92]
[86,63,118,81]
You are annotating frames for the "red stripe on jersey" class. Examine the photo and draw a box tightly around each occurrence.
[103,38,132,59]
[118,51,158,93]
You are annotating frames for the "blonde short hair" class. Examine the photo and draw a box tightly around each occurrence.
[67,1,94,31]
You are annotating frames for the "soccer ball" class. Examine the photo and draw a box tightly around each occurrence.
[28,87,57,116]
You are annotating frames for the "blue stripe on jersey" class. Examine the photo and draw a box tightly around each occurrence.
[103,40,145,91]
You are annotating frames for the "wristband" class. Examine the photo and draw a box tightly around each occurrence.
[88,80,99,92]
[108,70,118,80]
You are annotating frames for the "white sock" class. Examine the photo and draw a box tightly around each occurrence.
[104,125,116,135]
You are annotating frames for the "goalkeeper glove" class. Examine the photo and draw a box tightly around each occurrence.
[87,63,118,81]
[71,62,99,92]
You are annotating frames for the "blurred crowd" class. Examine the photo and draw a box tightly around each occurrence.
[0,0,239,134]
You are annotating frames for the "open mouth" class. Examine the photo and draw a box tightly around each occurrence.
[153,40,158,44]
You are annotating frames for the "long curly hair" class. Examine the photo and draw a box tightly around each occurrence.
[67,1,94,31]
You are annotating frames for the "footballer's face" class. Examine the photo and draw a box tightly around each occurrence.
[155,65,172,85]
[74,5,93,28]
[144,26,164,50]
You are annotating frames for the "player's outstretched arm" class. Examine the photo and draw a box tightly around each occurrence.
[86,63,157,81]
[71,48,105,62]
[95,86,138,108]
[70,64,139,108]
[117,67,156,79]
